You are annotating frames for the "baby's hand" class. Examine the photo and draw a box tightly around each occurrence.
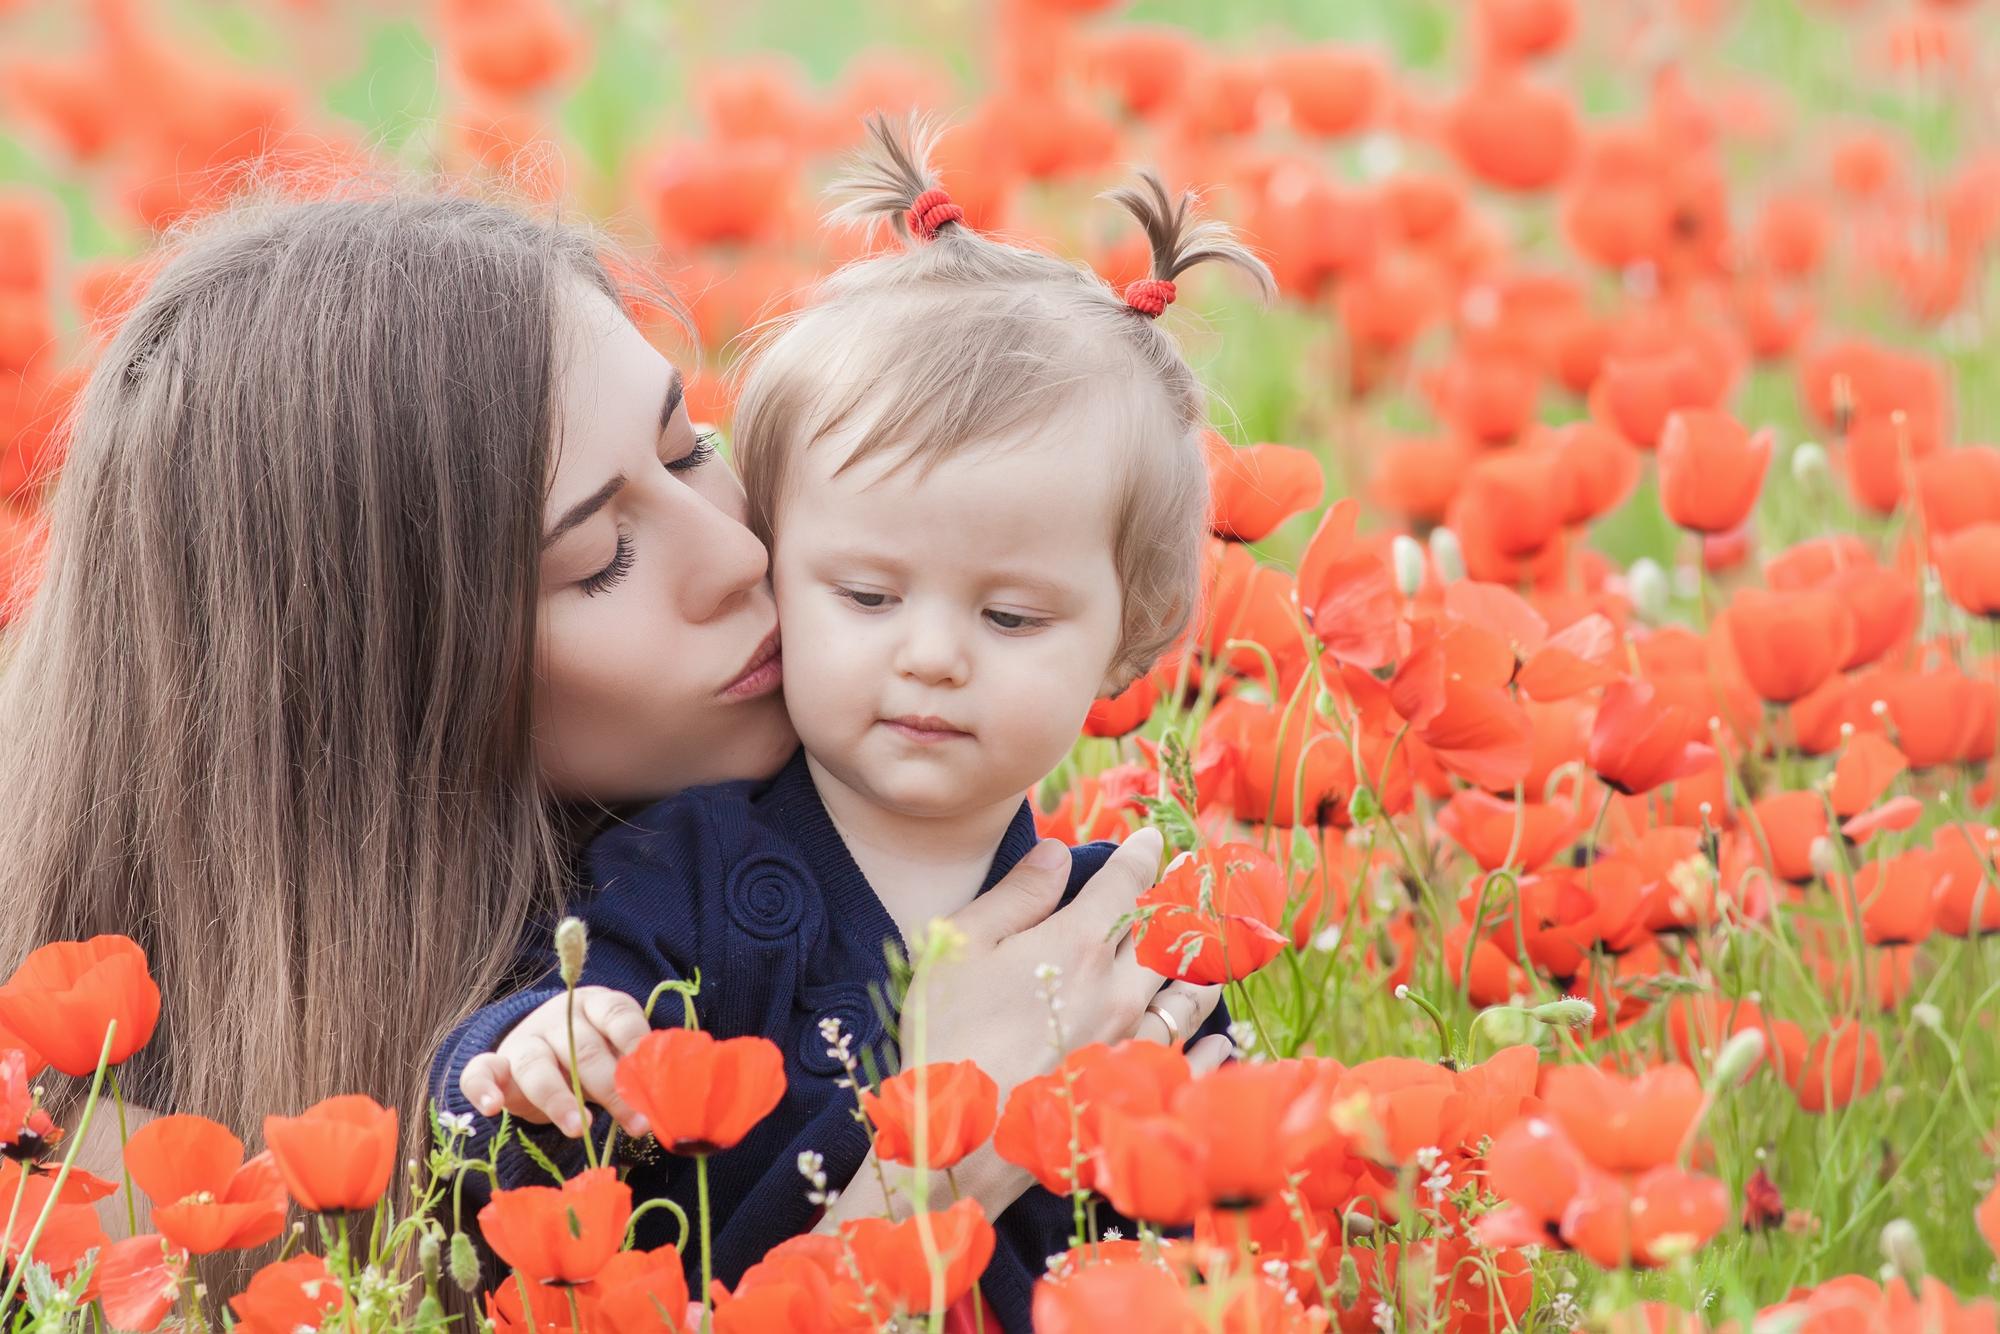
[458,987,652,1138]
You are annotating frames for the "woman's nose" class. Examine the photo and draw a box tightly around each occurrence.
[675,490,772,624]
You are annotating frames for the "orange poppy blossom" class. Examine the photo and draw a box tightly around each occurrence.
[838,1197,996,1319]
[1133,841,1292,983]
[228,1253,345,1334]
[1658,408,1773,534]
[477,1166,633,1286]
[262,1093,398,1214]
[1205,434,1326,542]
[993,1040,1196,1197]
[613,1028,786,1156]
[123,1115,288,1256]
[0,933,161,1077]
[857,1060,999,1170]
[90,1234,187,1334]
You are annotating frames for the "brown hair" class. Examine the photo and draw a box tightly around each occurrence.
[730,114,1274,688]
[0,188,624,1258]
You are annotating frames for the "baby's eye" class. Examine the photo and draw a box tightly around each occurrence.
[836,587,894,610]
[985,609,1052,633]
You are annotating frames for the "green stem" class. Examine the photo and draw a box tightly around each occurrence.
[565,986,601,1171]
[109,1071,137,1236]
[0,1021,118,1313]
[697,1154,714,1333]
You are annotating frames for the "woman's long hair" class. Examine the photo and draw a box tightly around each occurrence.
[0,189,622,1256]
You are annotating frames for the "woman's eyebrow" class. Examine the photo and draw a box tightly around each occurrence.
[659,367,685,431]
[543,474,626,549]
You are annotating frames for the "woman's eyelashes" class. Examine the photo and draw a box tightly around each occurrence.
[667,429,719,474]
[580,530,635,597]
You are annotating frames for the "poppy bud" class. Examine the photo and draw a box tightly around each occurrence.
[1708,1028,1767,1089]
[555,917,588,988]
[1627,557,1668,621]
[419,1232,440,1291]
[1791,441,1827,487]
[1347,786,1380,823]
[1530,997,1596,1028]
[1428,526,1464,584]
[1880,1218,1924,1283]
[1391,533,1425,597]
[449,1231,481,1292]
[1809,836,1837,881]
[1335,1253,1362,1309]
[1911,1002,1943,1033]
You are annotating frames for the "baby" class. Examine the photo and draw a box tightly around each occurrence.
[435,117,1273,1328]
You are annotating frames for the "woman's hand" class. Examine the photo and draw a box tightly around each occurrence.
[458,987,653,1137]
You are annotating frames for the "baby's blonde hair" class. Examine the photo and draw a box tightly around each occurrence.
[731,114,1274,688]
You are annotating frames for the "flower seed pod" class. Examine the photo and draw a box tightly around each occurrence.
[1709,1027,1767,1089]
[1627,557,1668,622]
[1391,533,1425,598]
[450,1230,482,1292]
[555,916,588,987]
[1428,526,1465,584]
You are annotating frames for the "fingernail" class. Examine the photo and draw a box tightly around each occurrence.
[479,1098,498,1116]
[629,1115,649,1136]
[1026,839,1069,870]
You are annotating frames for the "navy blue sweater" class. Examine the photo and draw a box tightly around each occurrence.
[432,748,1228,1332]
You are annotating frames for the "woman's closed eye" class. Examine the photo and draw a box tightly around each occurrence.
[580,531,635,597]
[666,429,719,475]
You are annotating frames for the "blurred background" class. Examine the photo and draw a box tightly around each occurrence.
[0,0,1995,596]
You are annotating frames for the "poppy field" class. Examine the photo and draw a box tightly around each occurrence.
[6,0,2000,1331]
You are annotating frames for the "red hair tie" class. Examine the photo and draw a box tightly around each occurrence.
[906,188,963,241]
[1125,277,1177,318]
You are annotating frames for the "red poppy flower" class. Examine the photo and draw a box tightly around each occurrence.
[1747,790,1828,884]
[1266,45,1383,137]
[1724,587,1855,704]
[1446,74,1580,191]
[1588,679,1715,796]
[1296,498,1400,670]
[1936,522,2000,617]
[91,1234,186,1334]
[859,1061,998,1171]
[1033,1257,1200,1334]
[1205,436,1326,543]
[1845,850,1940,946]
[993,1041,1194,1197]
[1779,1020,1883,1113]
[1561,1163,1731,1268]
[715,1234,869,1334]
[437,0,584,99]
[0,934,161,1077]
[1914,446,2000,536]
[1590,347,1726,450]
[841,1197,994,1318]
[1084,674,1158,739]
[1658,410,1772,534]
[1134,842,1291,984]
[1437,790,1581,871]
[1091,1108,1206,1227]
[1539,1063,1703,1174]
[615,1029,785,1156]
[4,1184,106,1278]
[1932,824,2000,937]
[1477,0,1575,63]
[593,1246,693,1334]
[477,1167,632,1285]
[1981,1178,2000,1263]
[124,1115,288,1255]
[230,1254,344,1334]
[262,1094,398,1214]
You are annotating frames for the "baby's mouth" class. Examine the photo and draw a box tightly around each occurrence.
[879,715,974,743]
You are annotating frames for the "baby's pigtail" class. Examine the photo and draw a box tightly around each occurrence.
[827,112,966,245]
[1103,170,1275,317]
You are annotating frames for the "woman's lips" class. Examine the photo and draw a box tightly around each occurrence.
[720,631,783,700]
[880,715,972,744]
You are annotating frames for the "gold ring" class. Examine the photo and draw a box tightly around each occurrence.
[1146,999,1181,1044]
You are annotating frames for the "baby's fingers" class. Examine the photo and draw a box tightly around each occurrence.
[568,1027,650,1138]
[580,988,653,1058]
[1186,1034,1235,1076]
[459,1052,515,1120]
[513,1039,591,1138]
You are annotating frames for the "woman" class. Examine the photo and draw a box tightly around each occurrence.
[0,187,1220,1268]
